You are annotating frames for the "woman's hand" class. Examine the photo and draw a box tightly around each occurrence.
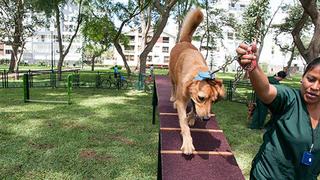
[236,42,277,104]
[236,42,257,71]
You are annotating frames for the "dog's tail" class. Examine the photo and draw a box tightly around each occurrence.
[179,8,204,43]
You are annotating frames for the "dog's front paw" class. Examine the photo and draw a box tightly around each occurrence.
[170,96,176,102]
[181,138,195,155]
[187,116,195,126]
[187,113,196,126]
[173,102,177,109]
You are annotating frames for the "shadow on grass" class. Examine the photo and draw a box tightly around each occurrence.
[0,88,158,179]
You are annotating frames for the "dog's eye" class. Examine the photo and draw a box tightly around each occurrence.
[198,96,205,102]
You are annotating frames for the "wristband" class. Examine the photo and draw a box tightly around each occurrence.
[244,59,257,72]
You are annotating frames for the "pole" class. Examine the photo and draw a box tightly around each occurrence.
[51,31,53,72]
[67,74,72,105]
[23,74,30,102]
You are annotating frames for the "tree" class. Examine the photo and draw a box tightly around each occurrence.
[113,0,151,75]
[0,0,44,73]
[273,3,311,75]
[197,0,238,60]
[172,0,198,43]
[33,0,84,80]
[87,0,151,75]
[292,0,320,63]
[138,0,178,74]
[241,0,284,57]
[82,16,116,71]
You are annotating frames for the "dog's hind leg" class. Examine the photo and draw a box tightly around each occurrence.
[176,100,195,155]
[170,84,176,103]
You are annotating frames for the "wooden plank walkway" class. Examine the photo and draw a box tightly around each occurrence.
[154,75,244,180]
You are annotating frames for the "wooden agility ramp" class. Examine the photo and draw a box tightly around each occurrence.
[153,75,244,180]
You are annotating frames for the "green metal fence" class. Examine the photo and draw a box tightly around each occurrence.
[3,70,255,104]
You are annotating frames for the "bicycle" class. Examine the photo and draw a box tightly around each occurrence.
[101,74,128,89]
[143,74,154,92]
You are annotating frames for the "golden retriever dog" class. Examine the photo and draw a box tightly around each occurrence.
[169,8,225,155]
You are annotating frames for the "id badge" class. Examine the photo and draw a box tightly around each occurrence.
[301,151,313,166]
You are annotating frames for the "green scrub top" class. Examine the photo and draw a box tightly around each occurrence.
[250,85,320,180]
[267,76,280,85]
[249,76,280,129]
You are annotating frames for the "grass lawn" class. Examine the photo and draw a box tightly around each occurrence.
[0,69,305,179]
[0,88,158,179]
[0,86,267,179]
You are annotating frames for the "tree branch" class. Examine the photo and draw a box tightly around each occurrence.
[291,11,308,59]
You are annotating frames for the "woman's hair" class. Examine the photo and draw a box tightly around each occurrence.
[276,71,287,79]
[303,57,320,77]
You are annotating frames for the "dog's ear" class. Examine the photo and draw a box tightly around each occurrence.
[210,79,225,101]
[183,80,195,98]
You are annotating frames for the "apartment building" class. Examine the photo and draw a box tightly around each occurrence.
[0,0,305,73]
[107,29,176,68]
[109,0,251,71]
[0,2,82,67]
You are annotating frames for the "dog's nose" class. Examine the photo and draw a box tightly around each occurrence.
[202,116,210,121]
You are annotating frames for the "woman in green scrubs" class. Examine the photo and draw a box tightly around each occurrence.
[236,42,320,179]
[249,71,287,129]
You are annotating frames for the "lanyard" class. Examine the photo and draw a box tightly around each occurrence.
[310,123,320,153]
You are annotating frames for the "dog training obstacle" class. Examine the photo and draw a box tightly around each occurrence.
[23,73,72,104]
[153,75,244,180]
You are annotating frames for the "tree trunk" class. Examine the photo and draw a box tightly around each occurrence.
[91,55,96,71]
[55,5,64,80]
[9,0,24,73]
[56,1,82,80]
[136,6,151,72]
[286,45,295,77]
[9,51,17,73]
[293,0,320,63]
[139,0,178,74]
[114,42,131,75]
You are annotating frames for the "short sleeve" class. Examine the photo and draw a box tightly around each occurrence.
[268,85,297,114]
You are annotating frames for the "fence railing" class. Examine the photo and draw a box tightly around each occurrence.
[1,71,255,103]
[224,80,255,104]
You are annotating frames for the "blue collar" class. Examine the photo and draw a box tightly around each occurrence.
[194,71,215,80]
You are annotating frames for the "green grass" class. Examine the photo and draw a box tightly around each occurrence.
[213,101,263,178]
[0,86,265,179]
[0,88,158,179]
[0,69,305,179]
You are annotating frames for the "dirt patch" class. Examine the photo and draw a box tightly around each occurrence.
[109,135,135,145]
[62,122,88,130]
[79,149,97,159]
[79,149,113,161]
[28,141,54,150]
[95,154,113,161]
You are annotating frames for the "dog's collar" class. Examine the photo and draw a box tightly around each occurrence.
[194,71,215,81]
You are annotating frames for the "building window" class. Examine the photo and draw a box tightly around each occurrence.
[164,56,170,63]
[128,35,135,42]
[162,47,169,53]
[5,50,11,54]
[41,35,45,42]
[147,56,152,62]
[125,55,135,61]
[163,37,169,43]
[227,32,234,40]
[230,3,236,9]
[124,45,135,51]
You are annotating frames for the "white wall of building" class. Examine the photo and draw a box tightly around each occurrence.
[0,0,306,74]
[0,2,83,67]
